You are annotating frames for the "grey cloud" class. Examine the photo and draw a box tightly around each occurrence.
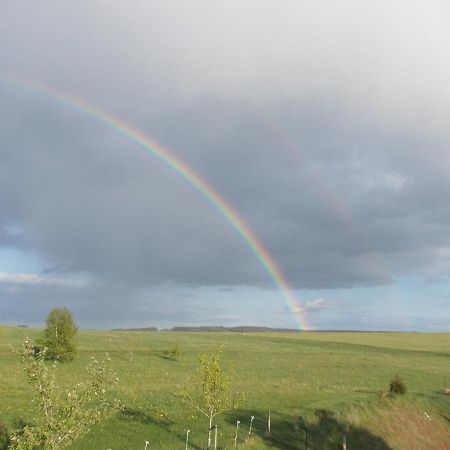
[3,83,450,291]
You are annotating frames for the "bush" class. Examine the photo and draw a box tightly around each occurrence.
[389,375,407,395]
[40,307,78,362]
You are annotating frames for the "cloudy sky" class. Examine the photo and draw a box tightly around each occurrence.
[1,1,449,331]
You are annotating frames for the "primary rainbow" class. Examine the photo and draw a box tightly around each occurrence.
[2,75,310,330]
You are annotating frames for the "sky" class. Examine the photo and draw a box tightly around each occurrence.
[0,1,449,331]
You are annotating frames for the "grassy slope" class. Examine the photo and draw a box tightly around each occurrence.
[0,326,449,449]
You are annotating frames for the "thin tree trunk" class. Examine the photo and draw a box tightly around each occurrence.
[207,415,213,449]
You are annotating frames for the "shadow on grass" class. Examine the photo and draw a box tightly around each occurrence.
[0,424,10,450]
[430,390,450,423]
[108,349,178,362]
[153,351,177,362]
[224,409,391,450]
[120,407,202,450]
[0,419,31,450]
[354,389,381,396]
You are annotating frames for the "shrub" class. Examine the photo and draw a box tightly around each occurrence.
[389,375,407,395]
[170,343,181,361]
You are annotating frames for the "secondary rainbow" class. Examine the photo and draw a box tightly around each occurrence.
[2,75,310,330]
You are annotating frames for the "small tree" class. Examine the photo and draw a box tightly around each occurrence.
[182,348,243,449]
[10,339,120,450]
[41,308,78,362]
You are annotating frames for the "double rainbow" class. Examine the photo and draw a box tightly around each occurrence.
[2,75,309,330]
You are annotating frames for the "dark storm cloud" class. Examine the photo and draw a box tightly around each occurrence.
[1,0,450,301]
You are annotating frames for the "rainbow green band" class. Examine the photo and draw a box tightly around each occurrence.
[2,75,309,330]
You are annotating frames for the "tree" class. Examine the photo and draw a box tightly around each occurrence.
[182,348,243,449]
[10,339,120,450]
[41,308,78,362]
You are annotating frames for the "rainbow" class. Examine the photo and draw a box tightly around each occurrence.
[2,75,310,330]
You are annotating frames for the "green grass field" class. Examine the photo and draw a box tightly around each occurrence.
[0,326,449,449]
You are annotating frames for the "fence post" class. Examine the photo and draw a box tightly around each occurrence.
[249,415,254,436]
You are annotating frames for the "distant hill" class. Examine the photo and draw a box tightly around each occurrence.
[110,327,157,332]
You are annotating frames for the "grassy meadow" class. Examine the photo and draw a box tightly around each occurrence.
[0,326,449,449]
